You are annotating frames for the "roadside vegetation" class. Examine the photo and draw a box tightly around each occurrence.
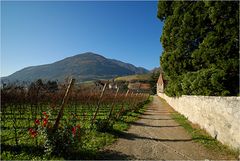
[171,112,239,158]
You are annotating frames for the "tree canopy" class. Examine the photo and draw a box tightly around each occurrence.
[157,1,239,96]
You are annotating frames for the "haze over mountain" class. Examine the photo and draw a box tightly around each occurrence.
[2,52,149,83]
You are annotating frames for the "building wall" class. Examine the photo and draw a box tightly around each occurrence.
[158,93,240,150]
[157,83,164,93]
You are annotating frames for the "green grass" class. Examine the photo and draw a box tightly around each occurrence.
[1,96,152,160]
[74,96,151,159]
[171,112,239,158]
[115,73,151,82]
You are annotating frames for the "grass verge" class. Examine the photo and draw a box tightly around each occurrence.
[171,112,239,159]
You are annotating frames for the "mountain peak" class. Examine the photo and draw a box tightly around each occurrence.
[3,52,149,82]
[66,52,107,62]
[77,52,104,57]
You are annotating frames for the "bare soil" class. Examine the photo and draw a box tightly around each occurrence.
[98,96,237,160]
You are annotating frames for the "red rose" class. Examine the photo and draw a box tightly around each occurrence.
[28,128,33,133]
[72,126,77,136]
[28,128,37,138]
[43,118,48,127]
[31,130,37,138]
[42,112,48,118]
[35,119,40,125]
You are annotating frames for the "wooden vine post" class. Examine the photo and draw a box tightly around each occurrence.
[116,89,129,119]
[91,83,107,125]
[129,92,134,110]
[132,93,139,111]
[107,87,119,121]
[53,78,75,132]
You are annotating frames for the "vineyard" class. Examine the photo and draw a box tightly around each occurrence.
[1,78,150,160]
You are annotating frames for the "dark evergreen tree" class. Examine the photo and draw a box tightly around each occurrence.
[157,1,239,96]
[149,68,161,94]
[46,80,58,92]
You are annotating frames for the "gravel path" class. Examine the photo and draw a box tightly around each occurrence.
[99,96,236,160]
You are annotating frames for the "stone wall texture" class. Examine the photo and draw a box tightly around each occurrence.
[158,93,240,150]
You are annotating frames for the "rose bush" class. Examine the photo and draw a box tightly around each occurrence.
[28,111,84,156]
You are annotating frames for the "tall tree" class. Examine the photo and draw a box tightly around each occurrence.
[149,67,161,94]
[158,1,239,96]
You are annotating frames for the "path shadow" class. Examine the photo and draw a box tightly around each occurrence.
[138,116,173,121]
[1,144,44,156]
[130,121,181,128]
[142,112,174,116]
[1,143,134,160]
[141,113,154,116]
[109,130,192,143]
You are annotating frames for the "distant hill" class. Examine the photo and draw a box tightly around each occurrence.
[114,74,151,82]
[2,52,149,83]
[150,67,162,73]
[114,66,161,83]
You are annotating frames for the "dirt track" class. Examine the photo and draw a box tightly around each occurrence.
[99,96,236,160]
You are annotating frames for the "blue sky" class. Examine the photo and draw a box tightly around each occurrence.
[1,1,163,77]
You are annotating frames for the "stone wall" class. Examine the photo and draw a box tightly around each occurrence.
[158,93,240,150]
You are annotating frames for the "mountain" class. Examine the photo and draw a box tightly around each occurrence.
[2,52,149,83]
[150,67,162,73]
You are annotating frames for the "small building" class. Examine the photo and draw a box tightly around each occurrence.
[108,82,118,89]
[94,80,107,91]
[157,73,166,93]
[128,82,151,93]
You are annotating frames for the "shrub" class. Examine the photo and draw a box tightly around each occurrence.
[181,68,229,96]
[165,68,230,96]
[28,111,84,156]
[95,119,113,132]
